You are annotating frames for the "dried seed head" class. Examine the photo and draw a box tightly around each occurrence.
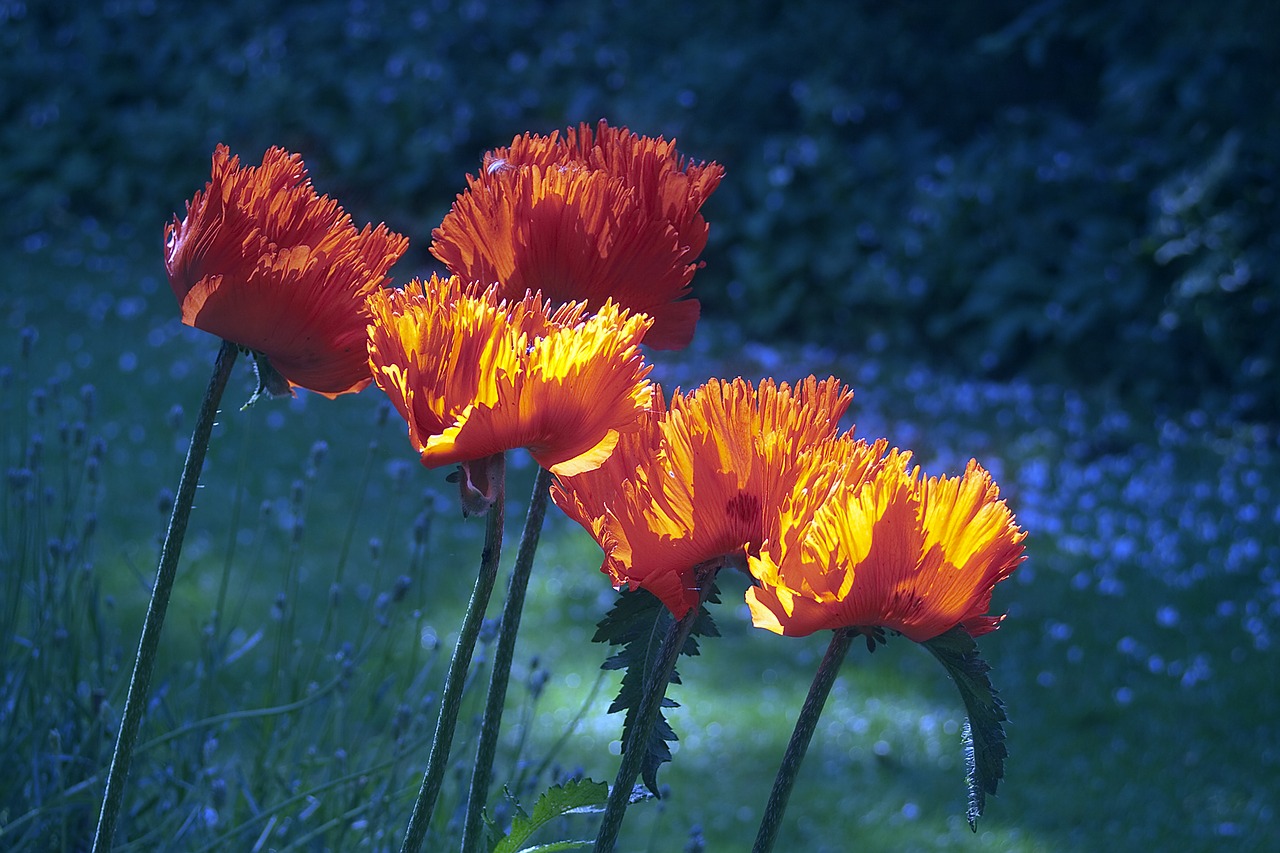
[392,574,411,602]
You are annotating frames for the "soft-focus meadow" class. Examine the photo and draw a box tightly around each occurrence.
[4,232,1277,851]
[4,2,1280,851]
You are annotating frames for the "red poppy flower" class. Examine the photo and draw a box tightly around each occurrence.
[747,458,1027,642]
[430,120,723,350]
[367,274,653,478]
[165,144,408,397]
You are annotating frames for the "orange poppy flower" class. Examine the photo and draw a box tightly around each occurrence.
[552,376,872,618]
[367,274,653,480]
[165,144,408,397]
[746,458,1027,642]
[430,120,724,351]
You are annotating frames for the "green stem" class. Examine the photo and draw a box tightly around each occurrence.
[460,465,553,853]
[751,627,856,853]
[399,452,507,853]
[593,571,717,853]
[92,338,239,852]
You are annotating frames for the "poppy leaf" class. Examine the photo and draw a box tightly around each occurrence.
[593,584,720,795]
[922,625,1008,830]
[491,778,609,853]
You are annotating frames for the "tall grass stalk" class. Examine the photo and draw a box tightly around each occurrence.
[516,670,607,797]
[306,433,379,679]
[91,338,239,852]
[269,463,311,707]
[399,452,507,853]
[210,399,257,645]
[2,330,109,851]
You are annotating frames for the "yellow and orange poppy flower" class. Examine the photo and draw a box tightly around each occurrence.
[430,120,724,351]
[747,457,1027,642]
[165,144,408,397]
[367,274,653,479]
[552,376,865,618]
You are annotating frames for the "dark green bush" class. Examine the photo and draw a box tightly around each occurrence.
[3,0,1276,416]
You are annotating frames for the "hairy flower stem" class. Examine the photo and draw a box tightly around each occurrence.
[460,465,553,853]
[751,627,856,853]
[593,572,717,853]
[92,339,239,853]
[400,452,507,853]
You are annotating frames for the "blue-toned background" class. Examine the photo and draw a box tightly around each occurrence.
[2,2,1278,851]
[5,0,1278,416]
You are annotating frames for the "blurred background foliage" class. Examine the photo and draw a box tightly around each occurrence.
[4,4,1280,849]
[3,0,1277,417]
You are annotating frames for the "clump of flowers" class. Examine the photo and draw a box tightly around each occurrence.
[553,374,1026,850]
[552,375,877,616]
[375,121,722,853]
[97,122,1029,853]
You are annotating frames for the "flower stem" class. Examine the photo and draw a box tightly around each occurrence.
[92,338,239,852]
[460,464,553,853]
[400,452,507,853]
[593,574,716,853]
[751,627,856,853]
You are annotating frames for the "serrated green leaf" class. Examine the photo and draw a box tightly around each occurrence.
[592,585,720,796]
[510,841,594,853]
[922,625,1008,831]
[592,584,667,647]
[492,779,609,853]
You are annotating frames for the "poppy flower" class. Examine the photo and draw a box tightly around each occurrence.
[367,274,653,482]
[430,120,724,350]
[552,376,876,617]
[746,457,1027,642]
[165,144,408,397]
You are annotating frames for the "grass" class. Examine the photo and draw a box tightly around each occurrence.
[2,226,1278,851]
